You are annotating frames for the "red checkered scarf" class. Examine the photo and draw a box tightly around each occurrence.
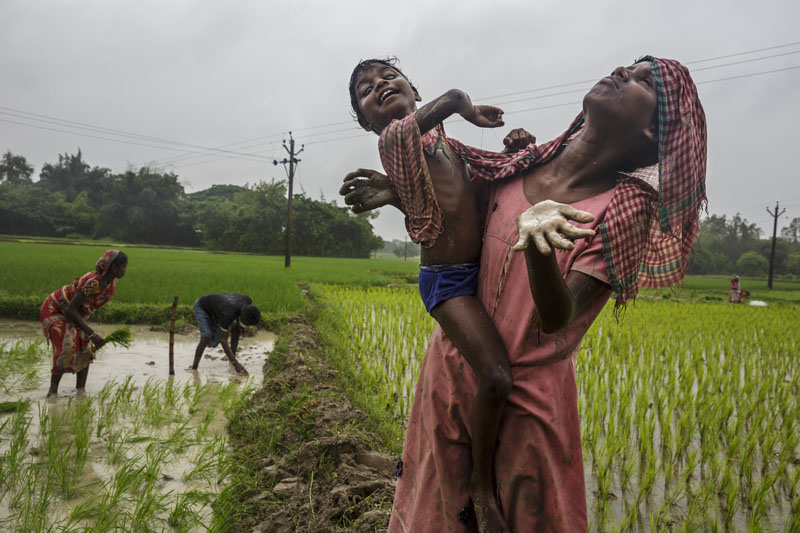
[378,115,541,247]
[597,57,707,306]
[379,57,706,306]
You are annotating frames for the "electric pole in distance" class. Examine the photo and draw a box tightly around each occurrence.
[766,201,786,289]
[274,132,303,268]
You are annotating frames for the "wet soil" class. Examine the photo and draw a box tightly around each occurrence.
[227,315,397,532]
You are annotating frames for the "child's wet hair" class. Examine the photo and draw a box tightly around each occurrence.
[349,57,415,124]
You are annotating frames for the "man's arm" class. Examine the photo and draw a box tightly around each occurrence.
[522,247,610,333]
[230,323,240,355]
[340,168,400,213]
[219,330,248,375]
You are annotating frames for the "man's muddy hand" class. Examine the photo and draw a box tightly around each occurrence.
[512,200,595,255]
[340,168,397,213]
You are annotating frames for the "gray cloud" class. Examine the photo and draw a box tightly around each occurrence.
[2,0,798,241]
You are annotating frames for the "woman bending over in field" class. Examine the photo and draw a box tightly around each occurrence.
[341,56,706,531]
[41,250,127,397]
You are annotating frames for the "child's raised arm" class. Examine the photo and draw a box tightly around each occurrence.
[415,89,504,135]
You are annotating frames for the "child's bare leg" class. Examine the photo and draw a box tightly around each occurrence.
[431,295,511,533]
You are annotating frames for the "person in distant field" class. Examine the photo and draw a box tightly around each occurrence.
[41,250,128,397]
[192,293,260,375]
[729,275,741,303]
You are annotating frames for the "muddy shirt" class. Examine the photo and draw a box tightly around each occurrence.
[196,293,251,330]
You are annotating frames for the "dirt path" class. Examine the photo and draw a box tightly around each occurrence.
[224,315,397,532]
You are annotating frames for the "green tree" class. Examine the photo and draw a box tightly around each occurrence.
[190,181,286,253]
[736,251,768,277]
[781,218,800,243]
[0,182,70,235]
[786,253,800,277]
[0,151,34,186]
[291,195,383,258]
[96,168,197,245]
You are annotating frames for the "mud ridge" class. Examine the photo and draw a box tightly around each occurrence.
[225,315,396,532]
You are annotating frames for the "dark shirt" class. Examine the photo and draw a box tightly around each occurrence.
[197,293,251,330]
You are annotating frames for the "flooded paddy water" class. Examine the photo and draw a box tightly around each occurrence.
[0,319,275,531]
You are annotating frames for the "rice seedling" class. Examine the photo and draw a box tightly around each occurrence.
[0,339,48,393]
[0,365,256,531]
[317,286,800,530]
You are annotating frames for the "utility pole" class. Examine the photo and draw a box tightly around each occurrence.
[274,132,303,268]
[766,201,786,289]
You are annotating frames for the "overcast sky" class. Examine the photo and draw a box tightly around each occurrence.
[2,0,799,242]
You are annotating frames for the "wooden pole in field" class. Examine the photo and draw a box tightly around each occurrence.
[169,296,178,375]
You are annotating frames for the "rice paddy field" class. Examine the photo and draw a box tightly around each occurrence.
[317,287,800,531]
[0,338,258,531]
[2,239,800,531]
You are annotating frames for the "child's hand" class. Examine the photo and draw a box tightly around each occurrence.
[340,168,397,213]
[512,200,595,255]
[463,105,505,128]
[502,128,536,153]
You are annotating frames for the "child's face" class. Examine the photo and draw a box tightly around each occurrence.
[354,66,421,133]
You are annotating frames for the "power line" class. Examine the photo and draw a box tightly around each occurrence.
[0,117,268,163]
[691,50,800,72]
[306,64,800,146]
[0,107,273,161]
[4,41,799,164]
[684,41,800,65]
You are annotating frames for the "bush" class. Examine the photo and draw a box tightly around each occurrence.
[736,251,769,277]
[786,253,800,276]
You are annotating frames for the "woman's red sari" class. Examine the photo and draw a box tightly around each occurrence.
[40,250,118,374]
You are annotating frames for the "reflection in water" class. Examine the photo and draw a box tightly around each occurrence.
[0,320,275,397]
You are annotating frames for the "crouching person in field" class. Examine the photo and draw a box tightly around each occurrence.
[191,293,260,375]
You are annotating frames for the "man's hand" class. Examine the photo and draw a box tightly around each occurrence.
[512,200,596,255]
[502,128,536,153]
[340,168,397,213]
[462,105,505,129]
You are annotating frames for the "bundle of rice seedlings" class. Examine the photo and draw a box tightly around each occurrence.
[101,327,133,350]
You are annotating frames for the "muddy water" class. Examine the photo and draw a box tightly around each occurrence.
[0,319,275,530]
[0,319,275,395]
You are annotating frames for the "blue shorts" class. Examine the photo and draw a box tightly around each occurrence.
[418,262,480,314]
[193,299,221,348]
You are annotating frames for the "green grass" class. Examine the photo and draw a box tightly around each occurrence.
[0,241,419,324]
[641,274,800,304]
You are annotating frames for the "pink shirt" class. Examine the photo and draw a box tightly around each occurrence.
[478,178,614,366]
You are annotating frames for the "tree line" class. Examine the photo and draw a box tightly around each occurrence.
[2,149,799,272]
[0,150,383,258]
[689,213,800,278]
